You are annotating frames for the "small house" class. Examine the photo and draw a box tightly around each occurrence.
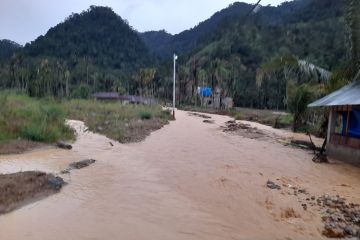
[93,92,157,105]
[198,87,233,109]
[308,80,360,164]
[93,92,120,101]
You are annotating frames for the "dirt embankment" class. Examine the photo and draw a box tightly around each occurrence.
[0,171,65,214]
[0,140,46,155]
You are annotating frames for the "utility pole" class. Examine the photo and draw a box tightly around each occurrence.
[173,53,177,119]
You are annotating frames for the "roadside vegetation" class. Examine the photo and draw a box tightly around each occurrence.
[62,100,172,143]
[0,92,74,152]
[0,92,171,154]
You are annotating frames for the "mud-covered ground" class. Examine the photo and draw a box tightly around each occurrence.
[0,112,359,240]
[0,140,45,155]
[0,171,64,214]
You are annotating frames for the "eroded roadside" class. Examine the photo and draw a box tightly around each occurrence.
[0,171,65,214]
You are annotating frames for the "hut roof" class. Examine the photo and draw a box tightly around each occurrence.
[308,81,360,107]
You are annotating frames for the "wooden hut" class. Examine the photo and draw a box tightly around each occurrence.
[308,80,360,163]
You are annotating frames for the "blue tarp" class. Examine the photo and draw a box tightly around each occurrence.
[349,110,360,138]
[341,109,360,138]
[200,87,213,97]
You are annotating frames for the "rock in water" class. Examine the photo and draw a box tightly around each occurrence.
[203,120,215,124]
[267,180,281,190]
[69,159,96,169]
[56,141,72,150]
[48,176,66,190]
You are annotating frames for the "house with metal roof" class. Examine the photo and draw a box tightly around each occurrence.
[309,79,360,163]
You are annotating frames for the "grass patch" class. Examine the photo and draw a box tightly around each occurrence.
[62,100,171,143]
[0,92,74,146]
[278,114,294,126]
[0,91,171,148]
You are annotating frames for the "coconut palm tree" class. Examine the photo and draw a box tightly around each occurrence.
[255,0,359,131]
[327,0,360,92]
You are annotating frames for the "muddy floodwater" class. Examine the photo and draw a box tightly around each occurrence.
[0,111,360,240]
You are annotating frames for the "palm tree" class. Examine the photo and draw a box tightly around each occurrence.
[327,0,360,92]
[255,0,359,131]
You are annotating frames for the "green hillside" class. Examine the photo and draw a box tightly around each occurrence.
[169,0,348,109]
[0,40,21,61]
[0,6,153,98]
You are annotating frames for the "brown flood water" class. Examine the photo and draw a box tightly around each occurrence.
[0,110,360,240]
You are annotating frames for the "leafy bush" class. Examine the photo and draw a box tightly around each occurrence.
[140,111,153,120]
[71,84,91,99]
[279,114,294,125]
[160,109,172,120]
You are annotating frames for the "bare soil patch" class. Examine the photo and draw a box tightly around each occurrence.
[0,171,65,214]
[182,106,293,129]
[0,140,45,155]
[222,120,274,140]
[188,112,212,119]
[281,208,301,219]
[121,118,168,143]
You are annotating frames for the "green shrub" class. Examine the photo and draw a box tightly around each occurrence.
[279,114,294,125]
[71,84,91,99]
[160,109,172,120]
[140,111,153,120]
[234,112,242,120]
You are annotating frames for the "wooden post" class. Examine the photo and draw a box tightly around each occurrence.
[345,105,352,137]
[327,108,336,144]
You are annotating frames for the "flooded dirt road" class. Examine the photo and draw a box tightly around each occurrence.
[0,111,360,240]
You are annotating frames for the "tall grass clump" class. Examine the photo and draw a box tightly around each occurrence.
[0,92,74,143]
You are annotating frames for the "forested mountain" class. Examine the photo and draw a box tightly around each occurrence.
[0,6,153,98]
[24,6,151,71]
[141,0,345,59]
[141,2,256,58]
[0,40,21,60]
[140,30,172,56]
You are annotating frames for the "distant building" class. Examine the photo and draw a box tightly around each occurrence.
[93,92,120,101]
[198,87,234,109]
[309,80,360,164]
[93,92,157,105]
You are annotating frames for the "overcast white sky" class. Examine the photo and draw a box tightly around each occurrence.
[0,0,288,45]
